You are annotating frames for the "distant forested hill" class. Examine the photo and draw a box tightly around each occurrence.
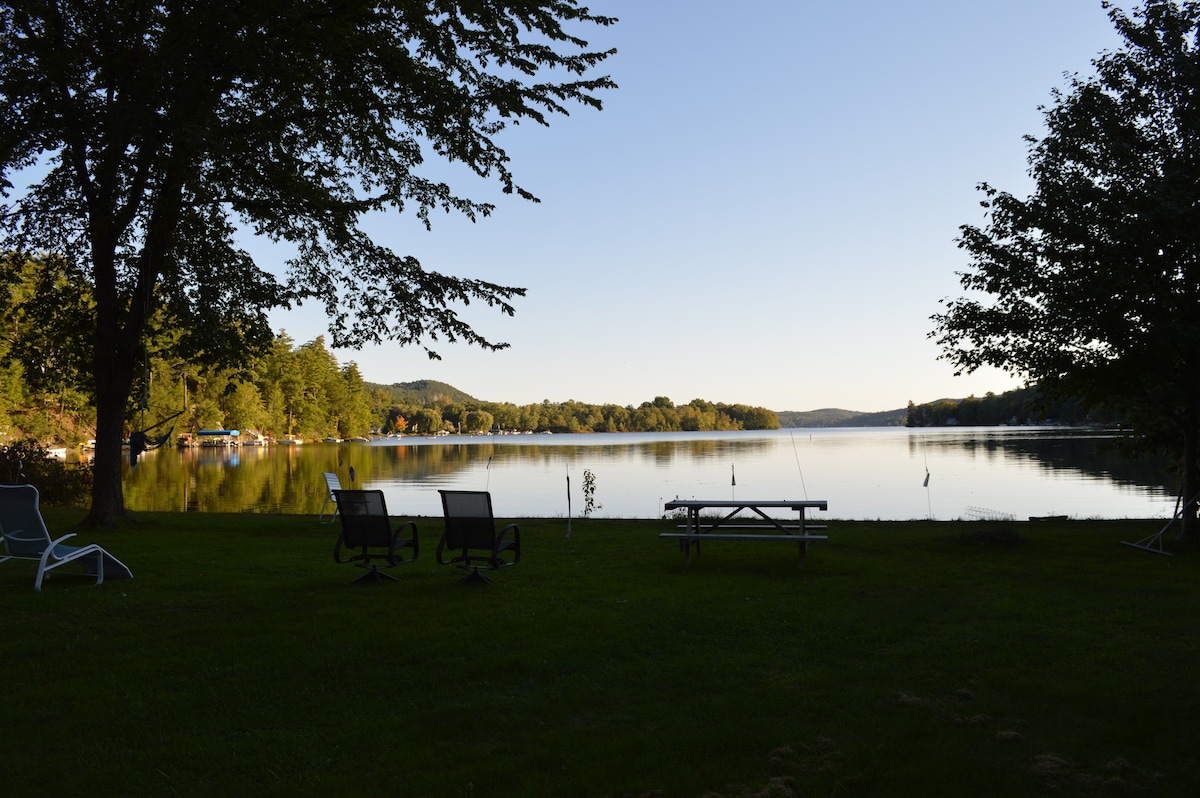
[776,408,908,428]
[367,380,480,406]
[367,382,912,428]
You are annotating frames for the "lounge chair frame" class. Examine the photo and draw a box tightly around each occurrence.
[319,472,342,524]
[1,484,133,591]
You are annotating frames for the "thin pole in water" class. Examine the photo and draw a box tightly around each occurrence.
[789,432,809,499]
[566,470,572,538]
[923,441,932,519]
[486,426,498,491]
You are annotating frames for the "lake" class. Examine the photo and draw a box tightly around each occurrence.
[123,427,1180,521]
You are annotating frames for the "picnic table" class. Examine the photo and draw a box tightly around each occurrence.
[660,499,828,567]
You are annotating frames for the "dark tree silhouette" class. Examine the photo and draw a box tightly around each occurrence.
[0,1,616,524]
[933,0,1200,543]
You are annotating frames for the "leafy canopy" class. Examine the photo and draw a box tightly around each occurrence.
[0,0,617,360]
[0,0,616,524]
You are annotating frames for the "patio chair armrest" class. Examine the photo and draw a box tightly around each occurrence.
[496,522,521,564]
[2,528,41,556]
[40,533,80,567]
[2,528,36,544]
[332,532,352,564]
[434,532,453,565]
[390,520,419,559]
[46,532,78,552]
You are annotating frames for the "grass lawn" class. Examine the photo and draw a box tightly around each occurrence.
[3,510,1198,797]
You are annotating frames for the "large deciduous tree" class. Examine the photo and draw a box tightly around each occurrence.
[0,1,615,525]
[932,0,1200,544]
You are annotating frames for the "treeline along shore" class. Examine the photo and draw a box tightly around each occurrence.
[2,332,783,446]
[2,326,1076,448]
[1,256,1085,445]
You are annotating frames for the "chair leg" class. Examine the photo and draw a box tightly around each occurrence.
[352,565,399,585]
[458,566,493,585]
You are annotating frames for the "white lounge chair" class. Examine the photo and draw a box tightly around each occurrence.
[0,484,133,592]
[319,472,342,523]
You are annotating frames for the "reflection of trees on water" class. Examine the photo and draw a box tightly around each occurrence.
[122,437,777,514]
[485,437,771,467]
[1017,437,1175,496]
[125,431,1170,516]
[908,430,1176,496]
[125,445,334,514]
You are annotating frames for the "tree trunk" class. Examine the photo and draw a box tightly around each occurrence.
[82,234,146,525]
[1181,421,1199,548]
[80,173,163,526]
[82,328,138,527]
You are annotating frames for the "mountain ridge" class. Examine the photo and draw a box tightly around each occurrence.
[776,407,908,427]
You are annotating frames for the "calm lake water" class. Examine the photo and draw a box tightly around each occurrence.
[123,427,1179,521]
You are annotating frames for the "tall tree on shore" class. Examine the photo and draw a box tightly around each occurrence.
[931,0,1200,544]
[0,1,616,525]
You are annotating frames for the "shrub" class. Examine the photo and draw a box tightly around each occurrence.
[0,438,92,506]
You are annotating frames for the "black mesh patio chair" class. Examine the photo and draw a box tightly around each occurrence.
[332,489,418,584]
[436,490,521,584]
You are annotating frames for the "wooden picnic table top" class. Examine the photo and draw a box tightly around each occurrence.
[660,499,830,568]
[663,499,828,511]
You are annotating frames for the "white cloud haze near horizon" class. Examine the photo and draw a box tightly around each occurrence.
[264,0,1125,412]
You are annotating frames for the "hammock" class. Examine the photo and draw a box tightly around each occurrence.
[129,409,185,467]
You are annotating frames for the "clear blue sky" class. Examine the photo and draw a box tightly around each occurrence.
[268,0,1125,412]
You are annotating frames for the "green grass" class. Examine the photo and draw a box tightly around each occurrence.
[4,512,1199,797]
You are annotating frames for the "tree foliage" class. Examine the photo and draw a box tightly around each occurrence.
[427,396,780,434]
[904,388,1103,428]
[141,333,377,441]
[3,256,781,441]
[0,252,95,442]
[931,0,1200,542]
[0,1,616,525]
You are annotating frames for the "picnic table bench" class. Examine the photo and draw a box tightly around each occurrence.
[661,499,828,567]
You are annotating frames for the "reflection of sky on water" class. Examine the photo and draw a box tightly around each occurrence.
[124,428,1178,520]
